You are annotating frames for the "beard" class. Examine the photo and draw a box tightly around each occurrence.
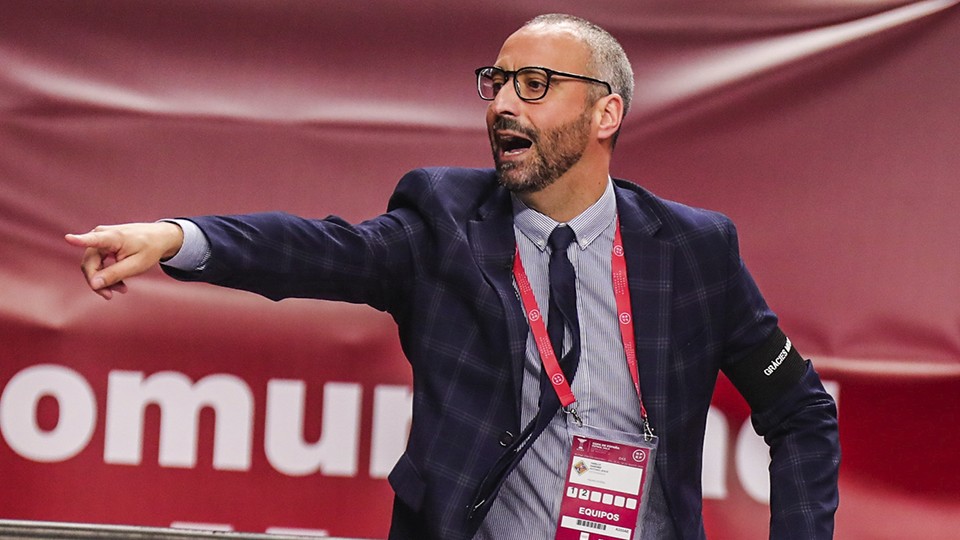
[490,109,592,194]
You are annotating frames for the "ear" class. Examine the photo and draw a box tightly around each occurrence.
[595,93,624,144]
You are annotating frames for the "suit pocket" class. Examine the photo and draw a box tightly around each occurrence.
[388,452,427,513]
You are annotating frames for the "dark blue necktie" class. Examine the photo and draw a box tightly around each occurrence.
[545,225,581,386]
[469,225,582,520]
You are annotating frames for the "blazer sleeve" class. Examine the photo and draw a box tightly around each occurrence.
[719,220,841,540]
[162,206,427,313]
[752,362,840,540]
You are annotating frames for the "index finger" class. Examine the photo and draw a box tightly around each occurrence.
[65,230,116,250]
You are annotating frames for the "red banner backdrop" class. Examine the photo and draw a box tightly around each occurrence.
[2,1,959,538]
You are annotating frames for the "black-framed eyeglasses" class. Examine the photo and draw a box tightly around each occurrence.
[475,65,612,102]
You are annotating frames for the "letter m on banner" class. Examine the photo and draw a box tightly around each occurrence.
[104,371,253,470]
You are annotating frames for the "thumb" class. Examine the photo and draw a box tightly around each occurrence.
[92,251,154,289]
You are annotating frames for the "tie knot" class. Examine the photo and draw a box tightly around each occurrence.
[548,225,577,253]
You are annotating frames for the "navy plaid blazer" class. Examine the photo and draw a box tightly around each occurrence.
[166,167,840,540]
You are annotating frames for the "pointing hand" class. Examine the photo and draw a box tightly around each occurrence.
[64,222,184,300]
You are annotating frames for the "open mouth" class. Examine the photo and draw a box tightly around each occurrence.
[498,134,533,156]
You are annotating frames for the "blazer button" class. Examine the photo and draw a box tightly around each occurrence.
[498,431,515,447]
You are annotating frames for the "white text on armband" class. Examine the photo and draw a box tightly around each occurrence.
[763,338,792,377]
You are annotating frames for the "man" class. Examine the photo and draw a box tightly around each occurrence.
[66,14,840,540]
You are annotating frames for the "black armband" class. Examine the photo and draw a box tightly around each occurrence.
[724,327,806,411]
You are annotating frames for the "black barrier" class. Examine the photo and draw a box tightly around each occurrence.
[0,520,371,540]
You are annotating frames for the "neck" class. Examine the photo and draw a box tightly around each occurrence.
[517,165,609,223]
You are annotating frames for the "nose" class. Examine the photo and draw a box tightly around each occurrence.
[490,77,522,117]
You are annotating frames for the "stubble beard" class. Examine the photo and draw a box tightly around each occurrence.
[491,109,592,194]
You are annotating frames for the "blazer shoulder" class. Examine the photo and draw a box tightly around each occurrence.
[613,178,733,241]
[386,167,505,219]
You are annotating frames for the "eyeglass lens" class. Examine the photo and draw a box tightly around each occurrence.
[478,68,550,101]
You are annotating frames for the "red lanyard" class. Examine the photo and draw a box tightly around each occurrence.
[512,218,650,423]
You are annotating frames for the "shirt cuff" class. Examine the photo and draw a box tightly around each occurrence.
[159,218,210,271]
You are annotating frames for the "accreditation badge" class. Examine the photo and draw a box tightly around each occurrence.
[554,424,658,540]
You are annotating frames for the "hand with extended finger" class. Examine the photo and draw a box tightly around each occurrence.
[64,222,184,300]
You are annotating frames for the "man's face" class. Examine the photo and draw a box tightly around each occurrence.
[485,26,597,193]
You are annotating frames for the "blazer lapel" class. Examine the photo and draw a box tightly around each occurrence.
[614,183,674,438]
[467,188,528,424]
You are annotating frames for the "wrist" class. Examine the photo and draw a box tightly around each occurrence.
[159,221,185,261]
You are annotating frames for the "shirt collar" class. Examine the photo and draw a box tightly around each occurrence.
[512,178,617,252]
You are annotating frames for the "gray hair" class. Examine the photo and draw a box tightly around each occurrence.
[522,14,634,118]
